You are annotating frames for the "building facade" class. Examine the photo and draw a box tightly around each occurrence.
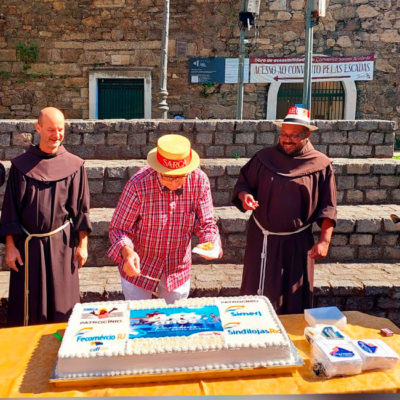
[0,0,398,125]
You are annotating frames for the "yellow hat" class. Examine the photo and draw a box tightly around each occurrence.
[147,134,200,176]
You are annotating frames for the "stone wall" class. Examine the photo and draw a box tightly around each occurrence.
[2,205,399,270]
[0,0,399,129]
[0,119,395,160]
[2,157,400,208]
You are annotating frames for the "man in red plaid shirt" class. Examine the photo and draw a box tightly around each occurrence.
[107,134,222,303]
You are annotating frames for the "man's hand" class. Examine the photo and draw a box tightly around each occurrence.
[73,245,88,268]
[310,218,335,260]
[121,246,141,277]
[74,230,88,268]
[238,191,259,211]
[5,239,23,272]
[309,240,330,260]
[5,235,23,272]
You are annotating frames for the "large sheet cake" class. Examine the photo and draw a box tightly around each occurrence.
[55,296,296,378]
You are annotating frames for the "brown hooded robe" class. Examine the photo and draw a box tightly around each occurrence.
[0,145,92,326]
[232,141,337,314]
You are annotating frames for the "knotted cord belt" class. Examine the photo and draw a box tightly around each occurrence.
[21,220,71,326]
[252,215,311,296]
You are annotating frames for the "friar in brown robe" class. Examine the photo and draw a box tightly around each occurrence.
[232,106,337,314]
[0,107,92,326]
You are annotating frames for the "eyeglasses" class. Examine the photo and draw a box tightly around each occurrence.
[160,174,188,181]
[279,132,308,141]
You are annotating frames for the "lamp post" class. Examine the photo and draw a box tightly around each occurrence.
[236,0,259,119]
[236,0,247,120]
[158,0,170,119]
[302,0,314,112]
[302,0,328,113]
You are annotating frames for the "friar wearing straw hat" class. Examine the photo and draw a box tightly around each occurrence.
[232,106,337,314]
[108,134,222,303]
[0,107,92,326]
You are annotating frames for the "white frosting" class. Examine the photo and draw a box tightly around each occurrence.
[56,296,294,378]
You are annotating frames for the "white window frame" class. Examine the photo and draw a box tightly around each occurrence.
[266,79,356,120]
[89,69,152,119]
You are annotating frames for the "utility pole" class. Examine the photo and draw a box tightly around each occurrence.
[302,0,314,112]
[303,1,328,113]
[158,0,170,119]
[236,0,259,119]
[236,0,247,120]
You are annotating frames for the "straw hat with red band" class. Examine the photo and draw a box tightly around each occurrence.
[147,134,200,176]
[274,106,318,131]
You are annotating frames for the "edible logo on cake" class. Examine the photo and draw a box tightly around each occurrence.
[224,305,262,317]
[223,321,280,335]
[75,326,126,342]
[80,306,124,324]
[129,306,223,339]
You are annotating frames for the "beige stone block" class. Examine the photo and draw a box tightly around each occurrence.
[54,41,84,49]
[326,38,335,47]
[29,63,81,76]
[93,0,126,8]
[380,30,400,43]
[290,0,304,10]
[270,0,287,11]
[0,50,16,62]
[277,11,291,20]
[283,31,298,41]
[80,88,88,98]
[38,31,53,38]
[356,5,379,19]
[83,41,161,51]
[53,1,65,10]
[65,78,86,87]
[111,54,130,65]
[337,36,352,47]
[292,11,304,21]
[168,39,176,55]
[375,59,396,73]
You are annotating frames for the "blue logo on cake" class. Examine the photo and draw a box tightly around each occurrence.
[129,306,223,339]
[225,305,262,317]
[357,340,377,354]
[329,346,355,358]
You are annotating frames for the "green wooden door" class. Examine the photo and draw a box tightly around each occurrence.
[98,78,144,119]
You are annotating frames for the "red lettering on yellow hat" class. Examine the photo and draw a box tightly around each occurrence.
[156,150,192,170]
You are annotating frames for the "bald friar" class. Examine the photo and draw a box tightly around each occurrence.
[0,107,92,326]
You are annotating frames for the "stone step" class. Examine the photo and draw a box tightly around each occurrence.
[1,262,399,326]
[2,205,399,269]
[2,158,399,208]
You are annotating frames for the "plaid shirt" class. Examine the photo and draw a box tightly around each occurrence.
[107,166,220,293]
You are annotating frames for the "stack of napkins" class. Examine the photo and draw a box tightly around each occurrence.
[304,306,347,329]
[312,339,363,377]
[304,324,349,345]
[352,339,399,371]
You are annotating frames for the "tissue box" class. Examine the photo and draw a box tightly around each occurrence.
[305,306,347,329]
